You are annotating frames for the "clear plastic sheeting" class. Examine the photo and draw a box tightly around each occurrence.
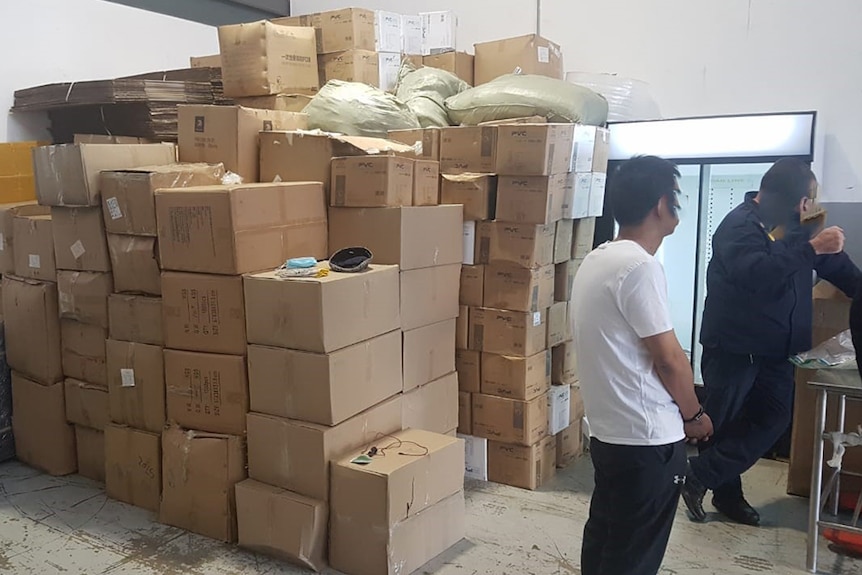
[395,62,470,128]
[304,80,421,138]
[791,329,858,369]
[566,72,662,122]
[0,321,13,463]
[444,74,609,126]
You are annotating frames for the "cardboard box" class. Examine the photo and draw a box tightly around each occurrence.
[459,391,472,435]
[100,163,225,236]
[161,272,245,355]
[276,8,377,54]
[219,21,319,98]
[495,174,566,226]
[51,207,111,272]
[460,265,484,308]
[573,126,611,174]
[552,341,579,385]
[177,105,307,183]
[547,301,569,347]
[554,220,574,264]
[106,339,165,434]
[11,374,77,476]
[413,160,440,206]
[563,172,588,220]
[470,307,547,357]
[555,260,582,303]
[423,52,474,85]
[375,11,403,52]
[155,181,326,274]
[107,234,161,296]
[477,221,556,269]
[164,350,248,436]
[190,54,221,68]
[0,203,48,275]
[403,320,456,392]
[33,144,177,207]
[236,480,327,572]
[160,426,247,543]
[105,423,161,512]
[328,205,462,271]
[402,372,459,434]
[0,142,45,202]
[483,263,555,313]
[572,218,596,259]
[13,211,56,281]
[472,392,549,446]
[60,320,108,385]
[331,155,413,207]
[440,126,498,174]
[64,378,109,430]
[588,173,608,218]
[463,220,477,265]
[108,294,163,346]
[495,124,575,176]
[420,11,458,56]
[387,128,440,161]
[548,384,571,436]
[440,173,498,221]
[330,429,464,575]
[481,351,551,401]
[248,330,402,426]
[400,264,461,331]
[488,435,556,490]
[456,306,469,350]
[401,15,422,55]
[474,34,563,85]
[3,276,63,385]
[75,425,105,482]
[57,271,113,328]
[571,385,585,426]
[236,94,313,112]
[456,349,481,393]
[556,422,583,468]
[244,264,399,353]
[246,394,403,501]
[320,49,379,86]
[459,434,489,480]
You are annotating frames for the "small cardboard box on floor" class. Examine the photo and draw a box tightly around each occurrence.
[488,435,556,490]
[105,423,162,512]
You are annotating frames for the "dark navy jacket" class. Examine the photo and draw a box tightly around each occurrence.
[700,192,861,358]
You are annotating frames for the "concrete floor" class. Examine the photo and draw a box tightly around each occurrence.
[0,458,859,575]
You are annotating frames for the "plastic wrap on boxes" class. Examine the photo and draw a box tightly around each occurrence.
[0,321,13,462]
[565,72,661,122]
[396,62,469,128]
[304,80,420,138]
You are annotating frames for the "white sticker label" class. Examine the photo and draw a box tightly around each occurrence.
[538,46,550,63]
[120,369,135,388]
[70,240,86,260]
[106,197,123,220]
[533,312,542,327]
[0,234,5,251]
[28,254,40,269]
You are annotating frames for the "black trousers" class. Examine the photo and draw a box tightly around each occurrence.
[581,439,686,575]
[690,347,794,500]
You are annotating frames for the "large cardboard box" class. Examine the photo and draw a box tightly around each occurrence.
[155,181,326,274]
[164,350,248,436]
[51,207,111,272]
[236,94,313,112]
[246,395,403,501]
[108,294,163,346]
[330,429,465,575]
[472,392,549,446]
[460,264,485,308]
[3,276,63,385]
[236,479,327,572]
[495,124,575,176]
[556,423,583,469]
[488,436,556,490]
[107,234,161,295]
[331,155,413,207]
[13,211,56,281]
[474,34,563,85]
[552,340,579,385]
[320,50,400,91]
[440,173,497,221]
[459,391,472,435]
[100,164,225,236]
[248,330,402,426]
[160,426,247,543]
[547,301,569,348]
[275,8,377,54]
[106,340,165,434]
[456,349,481,393]
[0,142,46,203]
[12,373,77,476]
[420,11,458,56]
[0,203,48,275]
[572,217,596,259]
[105,424,161,512]
[57,271,112,328]
[495,174,566,226]
[400,264,461,331]
[328,205,462,271]
[423,52,474,85]
[245,264,399,353]
[483,263,555,313]
[481,351,551,401]
[440,126,498,174]
[75,425,106,482]
[554,220,575,264]
[573,126,611,174]
[219,21,319,98]
[403,320,456,392]
[161,272,246,355]
[177,105,307,182]
[477,221,556,269]
[402,372,459,434]
[64,378,109,430]
[60,320,107,385]
[413,160,440,206]
[32,144,177,207]
[387,128,440,161]
[469,307,548,357]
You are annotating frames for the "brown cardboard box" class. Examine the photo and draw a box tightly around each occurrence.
[236,94,314,112]
[469,307,548,357]
[13,211,56,281]
[495,124,574,176]
[456,305,469,350]
[403,320,456,392]
[328,205,462,271]
[107,234,161,295]
[161,272,245,355]
[474,34,563,85]
[160,426,247,543]
[331,156,414,207]
[483,263,555,312]
[0,203,47,275]
[105,423,161,512]
[329,430,464,575]
[459,391,472,434]
[460,265,485,308]
[481,351,551,401]
[75,425,106,482]
[100,163,225,236]
[556,424,583,469]
[236,480,328,572]
[51,207,111,272]
[219,21,319,98]
[64,378,109,430]
[155,181,327,274]
[472,392,549,446]
[555,259,582,303]
[440,173,498,221]
[440,126,498,174]
[3,276,63,385]
[572,217,596,259]
[456,349,481,393]
[164,350,248,436]
[57,271,113,328]
[248,330,402,426]
[488,436,556,490]
[495,173,566,226]
[244,264,399,353]
[402,372,459,434]
[413,160,440,206]
[423,52,474,85]
[570,385,584,426]
[554,220,574,264]
[60,320,107,385]
[246,394,403,501]
[388,128,440,161]
[190,54,221,68]
[12,373,77,475]
[400,264,461,331]
[552,341,579,385]
[477,221,556,269]
[32,143,177,207]
[320,50,379,86]
[106,339,165,434]
[275,8,376,54]
[547,301,569,348]
[108,294,163,346]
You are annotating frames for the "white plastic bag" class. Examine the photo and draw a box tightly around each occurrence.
[791,330,858,369]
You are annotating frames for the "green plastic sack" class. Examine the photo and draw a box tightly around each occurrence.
[395,63,470,128]
[304,80,420,138]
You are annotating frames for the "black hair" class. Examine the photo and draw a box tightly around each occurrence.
[760,158,815,202]
[610,155,680,227]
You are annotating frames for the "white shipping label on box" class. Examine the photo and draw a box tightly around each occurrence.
[378,53,402,92]
[28,254,40,269]
[573,125,598,174]
[401,15,423,55]
[588,173,607,218]
[376,11,403,53]
[537,46,550,64]
[463,221,476,265]
[548,385,571,436]
[420,11,457,56]
[458,433,488,481]
[106,197,123,220]
[120,368,136,388]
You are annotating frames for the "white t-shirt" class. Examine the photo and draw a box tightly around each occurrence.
[570,240,685,446]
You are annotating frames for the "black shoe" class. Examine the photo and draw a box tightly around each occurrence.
[712,495,761,526]
[681,460,708,523]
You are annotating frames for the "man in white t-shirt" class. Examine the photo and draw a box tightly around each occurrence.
[571,156,714,575]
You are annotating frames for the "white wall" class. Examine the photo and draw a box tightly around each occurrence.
[1,0,218,142]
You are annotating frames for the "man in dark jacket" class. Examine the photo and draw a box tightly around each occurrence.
[682,158,861,526]
[852,280,862,380]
